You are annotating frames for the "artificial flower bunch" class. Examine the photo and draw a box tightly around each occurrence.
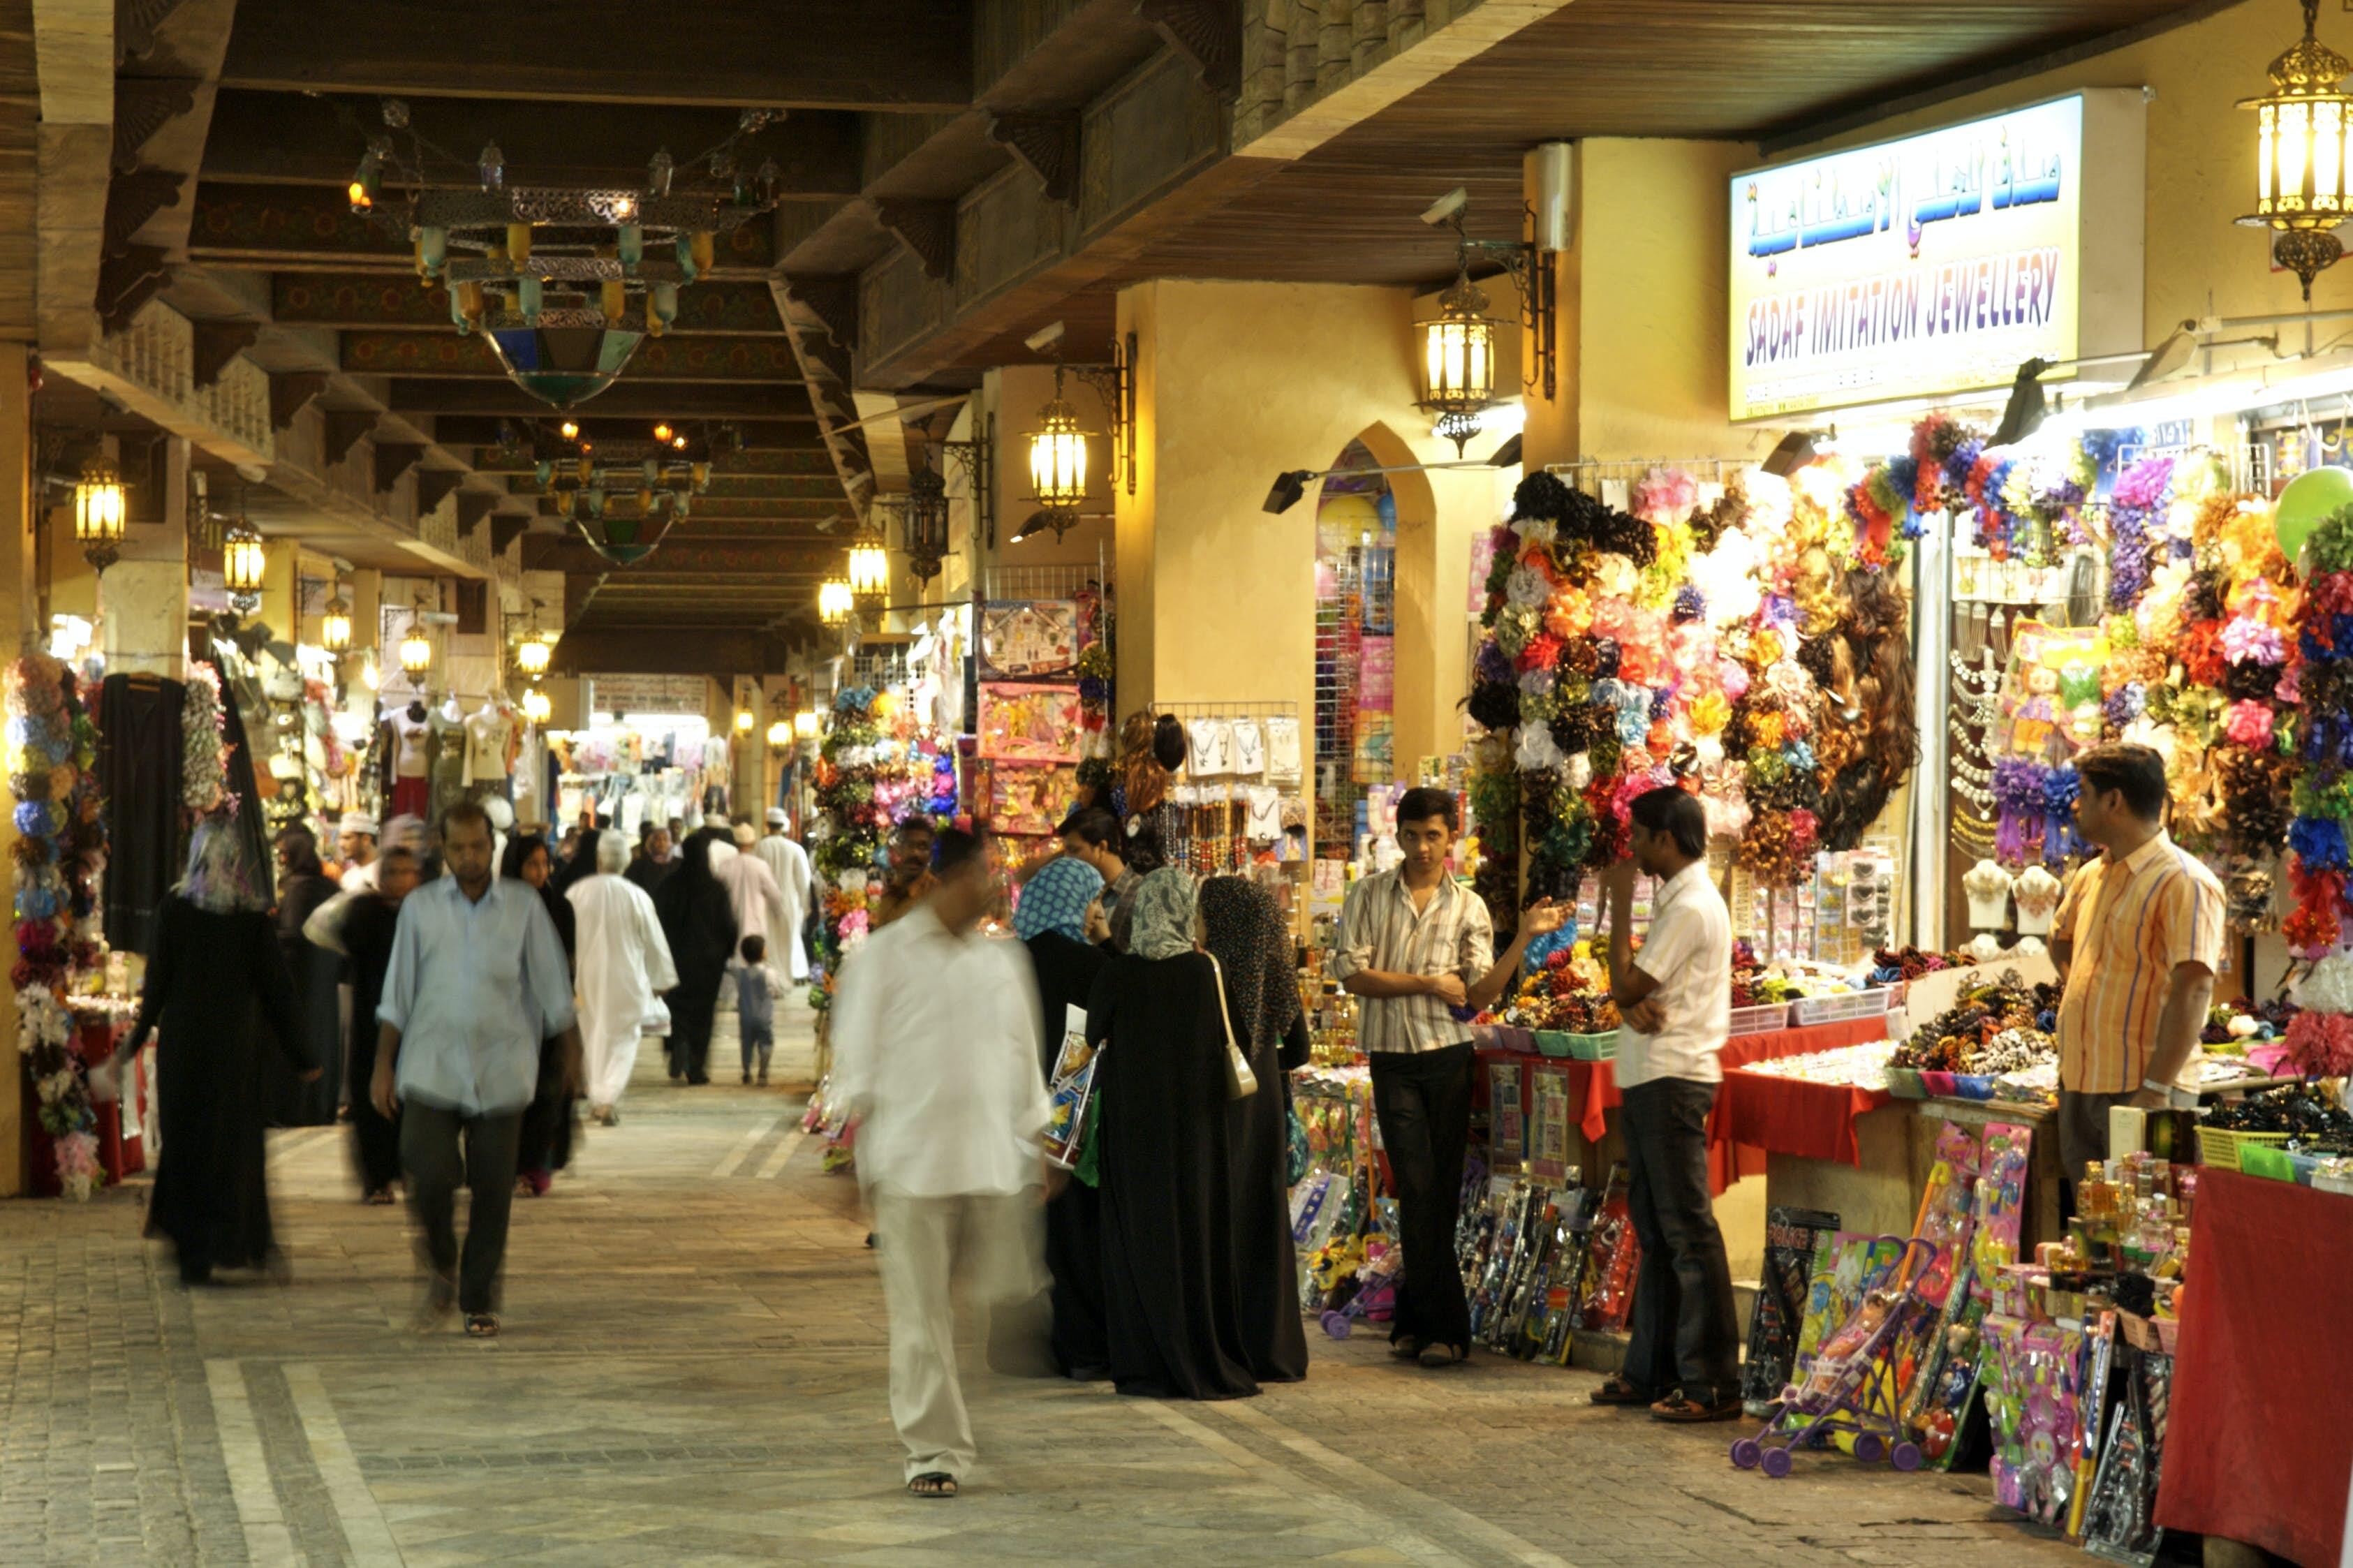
[6,653,105,1199]
[2286,505,2353,955]
[808,686,886,1007]
[1489,941,1621,1034]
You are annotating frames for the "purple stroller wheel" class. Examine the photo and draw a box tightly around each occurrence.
[1760,1446,1794,1478]
[1320,1310,1354,1340]
[1729,1438,1762,1470]
[1853,1434,1885,1464]
[1891,1442,1924,1472]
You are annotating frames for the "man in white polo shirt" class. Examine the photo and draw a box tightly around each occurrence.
[1594,785,1739,1423]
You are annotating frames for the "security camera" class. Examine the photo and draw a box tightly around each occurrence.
[1023,321,1068,355]
[1420,187,1469,227]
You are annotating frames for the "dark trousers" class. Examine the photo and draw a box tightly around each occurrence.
[671,986,718,1081]
[346,1026,401,1195]
[1620,1078,1739,1404]
[1368,1043,1475,1350]
[401,1103,524,1315]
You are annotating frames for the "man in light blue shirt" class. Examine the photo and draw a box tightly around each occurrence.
[371,800,579,1338]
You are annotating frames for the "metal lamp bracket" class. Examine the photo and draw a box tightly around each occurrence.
[1450,205,1558,404]
[1065,331,1139,497]
[941,413,996,550]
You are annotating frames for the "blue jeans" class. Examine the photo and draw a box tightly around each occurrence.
[740,1023,773,1075]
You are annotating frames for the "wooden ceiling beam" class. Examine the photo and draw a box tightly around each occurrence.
[340,331,806,382]
[525,535,838,573]
[189,184,776,272]
[465,445,835,477]
[272,274,785,333]
[427,415,823,449]
[219,0,973,113]
[547,628,797,679]
[381,380,818,420]
[201,89,864,195]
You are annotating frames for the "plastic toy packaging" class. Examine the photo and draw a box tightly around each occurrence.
[1982,1316,2087,1525]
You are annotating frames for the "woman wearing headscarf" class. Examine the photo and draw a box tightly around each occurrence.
[654,825,737,1084]
[304,844,422,1203]
[1015,855,1111,1377]
[117,819,314,1285]
[506,832,577,1195]
[1199,876,1311,1383]
[269,826,343,1126]
[1083,868,1257,1400]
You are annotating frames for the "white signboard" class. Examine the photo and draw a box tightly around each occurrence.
[589,674,709,718]
[1729,91,2144,423]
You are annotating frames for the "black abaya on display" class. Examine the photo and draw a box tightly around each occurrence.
[96,673,185,955]
[1025,929,1112,1375]
[131,894,307,1280]
[1084,952,1259,1401]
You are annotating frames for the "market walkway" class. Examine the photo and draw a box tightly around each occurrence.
[1,1001,2087,1568]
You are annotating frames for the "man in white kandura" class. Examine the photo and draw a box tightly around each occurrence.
[830,827,1050,1500]
[567,831,678,1125]
[755,808,814,981]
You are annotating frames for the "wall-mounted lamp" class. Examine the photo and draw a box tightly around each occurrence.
[522,687,552,724]
[794,708,820,740]
[222,519,268,615]
[1416,186,1558,417]
[818,576,854,628]
[765,717,791,748]
[320,589,353,653]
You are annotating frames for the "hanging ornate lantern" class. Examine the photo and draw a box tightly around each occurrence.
[2241,0,2353,297]
[900,465,952,582]
[818,577,854,628]
[1415,266,1500,455]
[522,687,552,724]
[222,520,267,614]
[735,707,754,733]
[320,591,353,653]
[399,617,434,677]
[1025,367,1091,512]
[73,459,126,575]
[847,524,890,623]
[765,716,791,748]
[794,708,820,740]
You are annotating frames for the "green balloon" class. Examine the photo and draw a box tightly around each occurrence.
[2275,465,2353,560]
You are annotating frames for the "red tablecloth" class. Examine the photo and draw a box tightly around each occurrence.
[2157,1169,2352,1568]
[1475,1016,1889,1192]
[1714,1068,1891,1166]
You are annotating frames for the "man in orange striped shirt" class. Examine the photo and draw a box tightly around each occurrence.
[2050,744,2222,1192]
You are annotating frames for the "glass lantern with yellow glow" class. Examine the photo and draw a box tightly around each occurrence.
[1026,367,1091,514]
[2241,0,2353,297]
[818,577,854,628]
[399,619,434,678]
[74,459,127,574]
[522,687,553,724]
[847,525,890,623]
[735,707,755,733]
[320,591,353,653]
[514,630,551,676]
[765,716,791,748]
[222,522,268,614]
[1415,268,1498,455]
[795,708,820,741]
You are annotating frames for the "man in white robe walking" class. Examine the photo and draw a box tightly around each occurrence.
[566,832,677,1125]
[754,808,814,981]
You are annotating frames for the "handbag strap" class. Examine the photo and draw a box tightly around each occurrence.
[1204,952,1241,1056]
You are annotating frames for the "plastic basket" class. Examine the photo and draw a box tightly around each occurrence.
[2197,1125,2291,1172]
[2237,1144,2296,1182]
[2284,1150,2326,1187]
[1533,1030,1573,1058]
[1727,1001,1791,1037]
[2314,1164,2353,1197]
[1565,1030,1620,1061]
[1886,1066,1927,1100]
[1789,989,1891,1028]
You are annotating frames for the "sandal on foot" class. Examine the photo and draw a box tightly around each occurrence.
[1650,1389,1741,1423]
[1590,1375,1658,1406]
[907,1472,957,1499]
[1417,1340,1468,1369]
[464,1312,500,1339]
[1389,1335,1426,1361]
[363,1188,396,1206]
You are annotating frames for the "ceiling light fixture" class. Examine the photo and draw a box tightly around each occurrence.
[73,458,126,575]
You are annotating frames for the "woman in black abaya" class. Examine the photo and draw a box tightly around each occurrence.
[1016,855,1112,1377]
[507,831,578,1195]
[1084,868,1257,1400]
[121,819,314,1285]
[654,827,737,1085]
[1199,875,1311,1384]
[268,826,342,1126]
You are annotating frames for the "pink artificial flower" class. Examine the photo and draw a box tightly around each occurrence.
[2224,700,2275,748]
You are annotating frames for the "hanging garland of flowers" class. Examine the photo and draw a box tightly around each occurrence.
[183,663,231,815]
[2286,505,2353,956]
[807,684,885,1012]
[8,652,107,1199]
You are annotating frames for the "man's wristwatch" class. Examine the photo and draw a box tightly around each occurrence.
[2141,1077,2197,1109]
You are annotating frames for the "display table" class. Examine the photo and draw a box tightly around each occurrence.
[1471,1015,1889,1193]
[2157,1169,2353,1568]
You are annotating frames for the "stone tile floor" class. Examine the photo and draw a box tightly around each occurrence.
[0,998,2090,1566]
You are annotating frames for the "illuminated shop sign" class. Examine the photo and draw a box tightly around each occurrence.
[1729,93,2144,423]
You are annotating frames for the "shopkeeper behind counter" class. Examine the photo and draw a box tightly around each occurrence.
[2050,741,2224,1190]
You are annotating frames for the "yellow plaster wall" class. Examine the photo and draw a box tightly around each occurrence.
[1114,277,1495,780]
[1781,0,2321,344]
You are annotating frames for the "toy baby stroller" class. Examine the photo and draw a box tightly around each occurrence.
[1320,1241,1399,1340]
[1730,1235,1940,1477]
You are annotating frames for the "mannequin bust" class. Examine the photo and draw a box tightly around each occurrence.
[2012,864,2063,936]
[1962,859,2016,931]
